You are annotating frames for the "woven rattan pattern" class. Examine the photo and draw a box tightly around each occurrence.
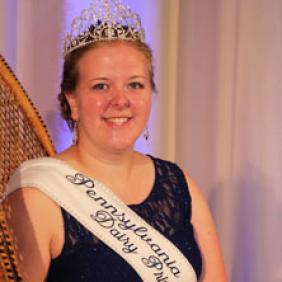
[0,73,47,282]
[0,54,55,281]
[0,77,47,194]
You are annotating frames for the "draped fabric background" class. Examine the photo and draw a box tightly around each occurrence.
[0,0,281,281]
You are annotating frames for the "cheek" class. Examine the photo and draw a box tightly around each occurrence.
[135,96,151,116]
[79,97,107,116]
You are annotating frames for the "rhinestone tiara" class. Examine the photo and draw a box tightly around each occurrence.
[64,0,145,57]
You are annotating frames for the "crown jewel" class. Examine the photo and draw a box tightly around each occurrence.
[64,0,145,56]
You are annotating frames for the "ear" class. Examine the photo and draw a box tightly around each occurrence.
[65,92,79,121]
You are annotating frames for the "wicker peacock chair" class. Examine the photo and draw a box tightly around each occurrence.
[0,54,56,281]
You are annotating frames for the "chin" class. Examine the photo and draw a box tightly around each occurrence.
[107,131,141,147]
[111,143,134,152]
[105,138,137,153]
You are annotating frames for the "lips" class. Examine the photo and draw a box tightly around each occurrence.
[103,117,132,125]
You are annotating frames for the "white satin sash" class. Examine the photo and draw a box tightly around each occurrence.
[5,158,197,282]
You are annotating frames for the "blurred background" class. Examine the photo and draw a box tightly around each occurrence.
[1,0,281,281]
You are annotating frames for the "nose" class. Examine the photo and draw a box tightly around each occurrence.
[110,86,130,108]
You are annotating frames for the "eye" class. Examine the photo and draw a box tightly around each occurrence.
[92,83,109,91]
[128,82,144,90]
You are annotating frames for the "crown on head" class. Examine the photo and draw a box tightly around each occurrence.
[64,0,145,57]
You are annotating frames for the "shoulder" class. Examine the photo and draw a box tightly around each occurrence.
[148,154,184,176]
[2,156,66,253]
[149,155,191,192]
[147,158,227,279]
[14,156,61,171]
[5,157,69,198]
[4,171,63,239]
[147,155,191,193]
[15,156,52,167]
[4,157,66,206]
[2,187,64,280]
[182,173,228,281]
[181,173,217,236]
[7,157,60,184]
[183,173,207,209]
[3,186,61,232]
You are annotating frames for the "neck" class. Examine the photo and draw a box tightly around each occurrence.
[57,143,151,202]
[68,143,138,180]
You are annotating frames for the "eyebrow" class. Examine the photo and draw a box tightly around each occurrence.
[89,75,148,82]
[89,77,109,81]
[129,75,148,79]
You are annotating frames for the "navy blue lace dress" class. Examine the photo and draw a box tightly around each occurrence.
[47,156,202,281]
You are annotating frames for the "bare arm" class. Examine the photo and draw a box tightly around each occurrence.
[185,174,228,282]
[2,188,63,282]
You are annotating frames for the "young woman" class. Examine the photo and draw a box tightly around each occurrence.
[3,1,227,281]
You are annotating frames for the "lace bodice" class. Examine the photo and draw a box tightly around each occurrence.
[47,156,202,281]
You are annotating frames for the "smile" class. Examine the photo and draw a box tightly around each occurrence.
[103,117,131,125]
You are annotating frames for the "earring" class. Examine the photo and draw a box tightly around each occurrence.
[143,126,149,141]
[72,121,79,145]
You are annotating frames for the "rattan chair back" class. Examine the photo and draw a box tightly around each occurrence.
[0,54,55,281]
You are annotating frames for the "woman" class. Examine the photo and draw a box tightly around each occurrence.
[3,1,227,281]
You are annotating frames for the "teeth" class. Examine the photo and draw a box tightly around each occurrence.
[106,117,129,125]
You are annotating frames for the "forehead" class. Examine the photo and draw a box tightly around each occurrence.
[77,42,149,76]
